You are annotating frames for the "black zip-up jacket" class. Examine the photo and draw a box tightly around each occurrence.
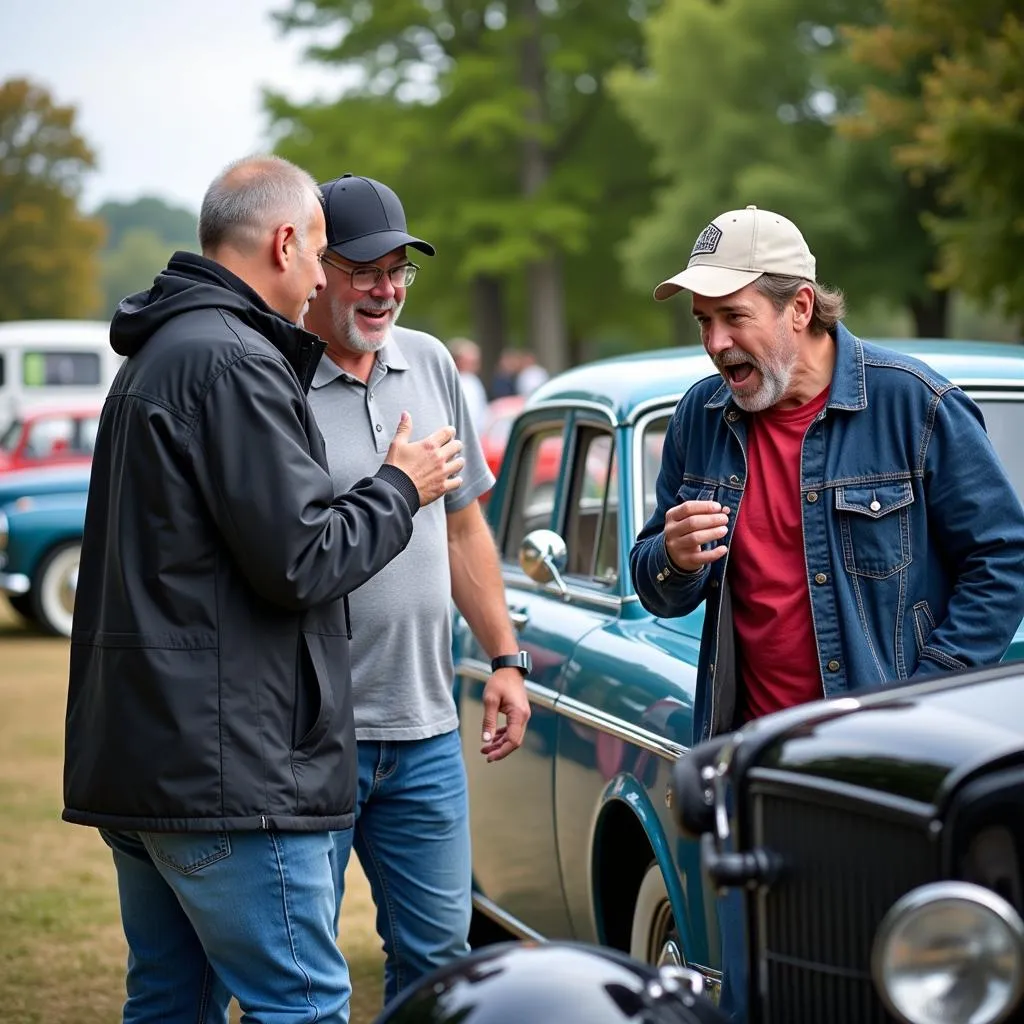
[63,252,419,832]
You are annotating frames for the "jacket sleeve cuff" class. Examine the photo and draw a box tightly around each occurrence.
[656,535,705,583]
[375,465,421,517]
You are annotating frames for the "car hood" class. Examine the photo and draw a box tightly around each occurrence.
[0,466,90,506]
[736,664,1024,810]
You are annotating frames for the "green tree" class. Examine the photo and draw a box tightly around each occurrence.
[0,78,105,321]
[844,1,1024,327]
[610,0,951,338]
[95,197,198,313]
[268,0,665,378]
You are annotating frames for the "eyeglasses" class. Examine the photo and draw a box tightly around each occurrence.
[320,253,419,291]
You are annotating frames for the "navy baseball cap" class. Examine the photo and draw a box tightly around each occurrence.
[320,174,435,262]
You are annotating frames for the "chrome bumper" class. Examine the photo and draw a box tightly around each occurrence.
[0,572,30,595]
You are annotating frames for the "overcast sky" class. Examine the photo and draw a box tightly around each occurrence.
[1,1,349,214]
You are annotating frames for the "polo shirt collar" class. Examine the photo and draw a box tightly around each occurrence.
[309,334,410,389]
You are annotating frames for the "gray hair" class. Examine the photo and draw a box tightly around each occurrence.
[198,154,323,255]
[755,273,846,335]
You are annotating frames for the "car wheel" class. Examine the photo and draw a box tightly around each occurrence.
[630,862,683,967]
[6,592,35,623]
[30,542,80,638]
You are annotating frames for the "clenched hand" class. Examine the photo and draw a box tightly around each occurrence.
[664,500,732,572]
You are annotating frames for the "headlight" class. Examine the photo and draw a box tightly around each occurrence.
[0,510,7,552]
[872,881,1024,1024]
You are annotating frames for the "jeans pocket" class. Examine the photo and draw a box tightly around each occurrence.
[142,831,232,876]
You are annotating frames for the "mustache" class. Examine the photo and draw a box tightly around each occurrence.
[357,298,399,312]
[714,352,758,370]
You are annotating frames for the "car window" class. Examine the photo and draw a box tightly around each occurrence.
[975,400,1024,501]
[22,350,101,387]
[24,416,75,458]
[501,425,563,563]
[565,427,619,586]
[642,416,670,526]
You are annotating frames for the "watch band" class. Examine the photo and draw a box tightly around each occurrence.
[491,651,532,676]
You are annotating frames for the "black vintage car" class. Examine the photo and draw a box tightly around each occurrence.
[673,664,1024,1024]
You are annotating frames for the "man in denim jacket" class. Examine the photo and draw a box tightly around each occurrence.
[629,205,1024,1017]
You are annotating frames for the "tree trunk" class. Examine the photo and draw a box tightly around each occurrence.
[909,290,950,338]
[519,0,570,375]
[470,274,507,388]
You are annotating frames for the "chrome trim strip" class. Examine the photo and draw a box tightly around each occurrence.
[502,569,634,608]
[960,382,1024,393]
[625,396,684,427]
[557,694,687,761]
[525,398,617,424]
[455,660,685,758]
[471,894,547,943]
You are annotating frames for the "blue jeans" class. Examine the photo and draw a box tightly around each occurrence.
[101,828,352,1024]
[333,729,472,1005]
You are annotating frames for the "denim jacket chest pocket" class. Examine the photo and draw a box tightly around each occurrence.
[835,481,914,578]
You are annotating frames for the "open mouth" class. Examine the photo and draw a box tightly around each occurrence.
[724,363,756,385]
[357,307,391,325]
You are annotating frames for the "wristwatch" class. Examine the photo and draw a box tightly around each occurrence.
[491,651,532,676]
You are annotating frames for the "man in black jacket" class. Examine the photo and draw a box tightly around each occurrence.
[63,154,463,1024]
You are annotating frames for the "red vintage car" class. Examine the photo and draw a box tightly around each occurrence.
[0,405,101,474]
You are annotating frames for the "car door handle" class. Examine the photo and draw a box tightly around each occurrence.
[508,605,529,630]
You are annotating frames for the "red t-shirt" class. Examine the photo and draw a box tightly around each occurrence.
[729,386,830,723]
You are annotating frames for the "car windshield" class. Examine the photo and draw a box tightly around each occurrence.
[0,420,23,453]
[974,399,1024,500]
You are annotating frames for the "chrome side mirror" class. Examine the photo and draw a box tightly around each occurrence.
[519,529,569,599]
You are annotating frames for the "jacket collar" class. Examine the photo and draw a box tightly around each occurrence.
[704,320,866,413]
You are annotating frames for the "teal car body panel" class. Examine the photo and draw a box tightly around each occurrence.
[452,339,1024,984]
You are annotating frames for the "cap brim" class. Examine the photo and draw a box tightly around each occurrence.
[653,265,762,301]
[329,230,436,262]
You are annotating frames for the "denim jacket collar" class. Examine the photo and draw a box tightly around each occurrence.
[704,320,867,413]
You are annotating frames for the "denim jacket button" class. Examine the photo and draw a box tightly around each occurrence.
[726,410,740,423]
[814,572,828,585]
[827,659,841,672]
[807,490,819,503]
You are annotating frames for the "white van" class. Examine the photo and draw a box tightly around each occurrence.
[0,320,121,435]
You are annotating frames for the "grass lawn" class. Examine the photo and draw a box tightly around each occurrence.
[0,600,385,1023]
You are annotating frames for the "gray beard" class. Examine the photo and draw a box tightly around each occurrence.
[338,297,405,354]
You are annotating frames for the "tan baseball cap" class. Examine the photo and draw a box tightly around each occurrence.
[653,205,816,301]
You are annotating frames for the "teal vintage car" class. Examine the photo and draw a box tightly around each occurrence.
[452,340,1024,998]
[0,465,90,636]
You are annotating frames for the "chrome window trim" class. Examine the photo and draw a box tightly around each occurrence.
[502,569,636,608]
[526,398,617,424]
[625,395,684,427]
[455,660,687,761]
[631,405,676,539]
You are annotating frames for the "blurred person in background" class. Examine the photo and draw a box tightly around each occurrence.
[488,347,522,399]
[515,350,549,396]
[63,154,463,1024]
[302,173,532,1010]
[448,336,488,429]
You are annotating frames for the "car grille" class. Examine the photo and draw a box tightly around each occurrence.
[749,785,939,1024]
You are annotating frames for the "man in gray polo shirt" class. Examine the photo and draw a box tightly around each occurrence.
[303,173,532,1006]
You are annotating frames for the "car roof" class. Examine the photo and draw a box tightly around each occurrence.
[525,339,1024,425]
[0,320,110,345]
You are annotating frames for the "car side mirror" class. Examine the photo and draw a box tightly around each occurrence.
[519,529,570,599]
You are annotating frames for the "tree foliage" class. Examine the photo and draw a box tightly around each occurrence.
[95,197,198,314]
[610,0,954,338]
[268,0,666,375]
[844,1,1024,324]
[0,78,104,321]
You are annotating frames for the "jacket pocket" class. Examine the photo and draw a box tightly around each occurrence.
[912,600,936,658]
[835,482,913,579]
[292,631,336,755]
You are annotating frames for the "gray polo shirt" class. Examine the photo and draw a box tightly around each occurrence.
[307,325,494,741]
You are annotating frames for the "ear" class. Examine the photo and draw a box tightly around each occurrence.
[272,223,298,272]
[792,284,815,332]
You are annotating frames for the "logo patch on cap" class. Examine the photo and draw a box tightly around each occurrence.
[690,223,722,257]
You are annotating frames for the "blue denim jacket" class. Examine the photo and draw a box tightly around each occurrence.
[630,325,1024,744]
